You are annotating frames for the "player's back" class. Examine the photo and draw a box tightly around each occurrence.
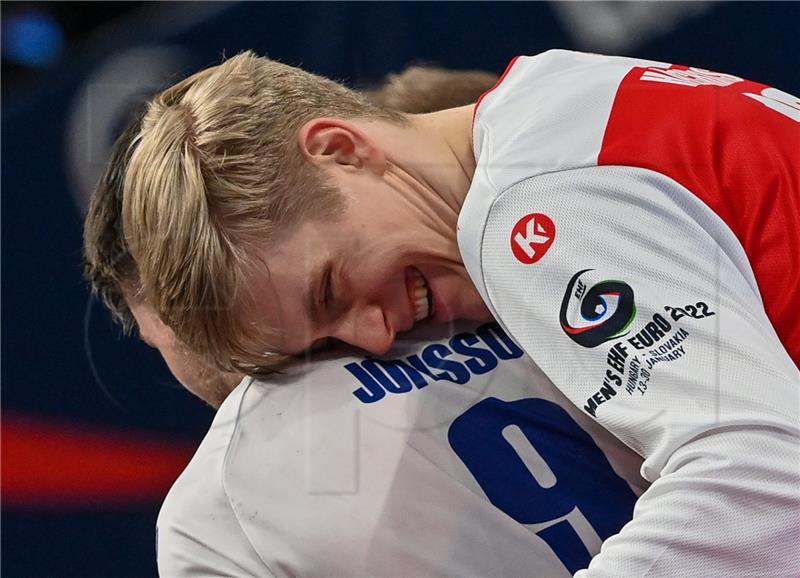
[158,320,647,577]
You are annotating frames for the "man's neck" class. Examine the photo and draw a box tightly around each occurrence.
[354,105,476,216]
[410,105,477,212]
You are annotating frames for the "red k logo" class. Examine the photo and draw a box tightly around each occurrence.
[510,213,556,264]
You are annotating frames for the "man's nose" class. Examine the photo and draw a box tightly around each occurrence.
[331,303,395,356]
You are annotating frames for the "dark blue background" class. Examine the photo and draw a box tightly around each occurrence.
[3,2,797,576]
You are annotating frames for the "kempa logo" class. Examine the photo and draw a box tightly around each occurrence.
[560,269,636,348]
[510,213,556,264]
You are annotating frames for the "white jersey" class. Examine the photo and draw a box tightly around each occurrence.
[459,50,800,576]
[157,320,649,577]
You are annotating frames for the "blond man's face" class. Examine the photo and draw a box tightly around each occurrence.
[242,167,490,358]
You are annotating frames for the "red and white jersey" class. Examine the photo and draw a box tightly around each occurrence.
[460,50,800,576]
[157,321,648,577]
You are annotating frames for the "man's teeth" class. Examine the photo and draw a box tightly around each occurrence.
[411,270,430,321]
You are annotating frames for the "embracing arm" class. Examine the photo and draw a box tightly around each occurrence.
[575,427,799,576]
[479,166,800,576]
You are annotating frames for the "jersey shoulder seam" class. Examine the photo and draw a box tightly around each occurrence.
[220,377,278,576]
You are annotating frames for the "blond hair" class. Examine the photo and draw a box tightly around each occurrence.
[123,51,406,375]
[365,65,499,113]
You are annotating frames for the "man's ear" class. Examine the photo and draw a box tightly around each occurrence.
[297,118,386,173]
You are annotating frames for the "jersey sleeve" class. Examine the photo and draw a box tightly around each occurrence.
[478,165,800,576]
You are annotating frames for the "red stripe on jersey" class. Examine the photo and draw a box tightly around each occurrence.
[473,55,523,128]
[599,65,800,367]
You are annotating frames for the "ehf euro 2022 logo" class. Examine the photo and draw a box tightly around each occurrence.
[559,269,637,348]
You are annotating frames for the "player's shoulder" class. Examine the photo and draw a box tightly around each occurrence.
[475,50,669,130]
[159,378,249,517]
[157,378,251,549]
[472,50,670,190]
[479,49,669,100]
[157,378,273,576]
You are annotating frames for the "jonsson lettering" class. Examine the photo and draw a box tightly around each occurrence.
[348,322,524,404]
